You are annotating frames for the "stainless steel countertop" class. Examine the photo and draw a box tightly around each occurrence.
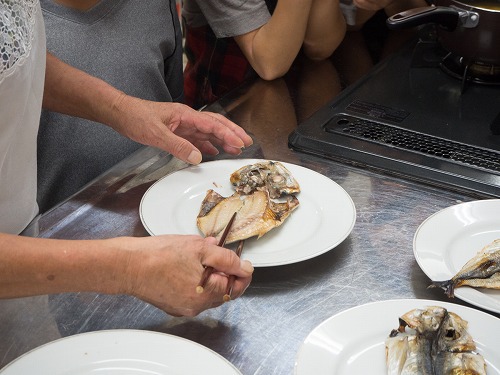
[1,55,498,374]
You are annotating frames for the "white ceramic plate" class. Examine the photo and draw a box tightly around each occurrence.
[0,330,241,374]
[413,199,500,314]
[295,299,500,374]
[140,159,356,267]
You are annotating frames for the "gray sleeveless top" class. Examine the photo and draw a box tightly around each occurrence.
[37,0,183,212]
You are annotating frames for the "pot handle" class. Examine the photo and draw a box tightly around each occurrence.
[387,6,459,31]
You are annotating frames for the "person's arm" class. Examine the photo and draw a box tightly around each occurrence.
[43,53,253,164]
[302,0,346,61]
[0,233,253,317]
[234,0,314,80]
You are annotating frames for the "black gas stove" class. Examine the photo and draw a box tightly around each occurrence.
[289,34,500,198]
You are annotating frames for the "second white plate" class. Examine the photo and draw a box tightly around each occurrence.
[295,299,500,374]
[140,159,356,267]
[413,199,500,314]
[0,330,241,374]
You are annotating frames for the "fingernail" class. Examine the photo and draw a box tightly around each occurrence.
[241,260,254,273]
[187,150,202,164]
[231,140,245,148]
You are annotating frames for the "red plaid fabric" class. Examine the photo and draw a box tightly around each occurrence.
[183,24,256,109]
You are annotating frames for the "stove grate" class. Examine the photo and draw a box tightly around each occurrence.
[324,115,500,172]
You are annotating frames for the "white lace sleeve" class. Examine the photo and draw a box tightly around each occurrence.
[0,0,43,233]
[1,0,38,80]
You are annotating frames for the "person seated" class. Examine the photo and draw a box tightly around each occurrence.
[37,0,184,213]
[182,0,347,109]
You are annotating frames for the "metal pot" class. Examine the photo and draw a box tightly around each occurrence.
[387,0,500,65]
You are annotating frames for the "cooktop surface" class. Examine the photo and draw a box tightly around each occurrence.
[289,39,500,198]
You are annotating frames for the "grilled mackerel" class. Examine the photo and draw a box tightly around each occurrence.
[386,306,486,375]
[197,161,300,243]
[430,239,500,298]
[197,189,299,244]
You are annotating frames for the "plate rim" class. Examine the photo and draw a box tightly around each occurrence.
[294,298,500,375]
[139,158,357,267]
[0,329,242,374]
[412,198,500,313]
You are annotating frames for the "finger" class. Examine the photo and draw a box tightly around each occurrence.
[189,111,251,150]
[159,127,203,164]
[202,245,254,278]
[200,271,252,302]
[192,135,243,156]
[200,270,251,301]
[204,236,218,245]
[225,275,252,300]
[203,112,253,147]
[200,272,230,295]
[220,143,244,156]
[194,140,220,156]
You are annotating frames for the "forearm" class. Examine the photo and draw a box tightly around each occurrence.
[42,52,125,130]
[0,233,128,299]
[303,0,346,60]
[235,0,313,80]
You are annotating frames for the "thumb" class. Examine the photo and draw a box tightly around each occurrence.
[203,244,254,277]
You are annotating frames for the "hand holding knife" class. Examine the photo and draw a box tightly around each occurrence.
[196,212,238,294]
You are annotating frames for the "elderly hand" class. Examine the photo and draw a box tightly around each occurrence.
[120,235,254,317]
[0,232,252,317]
[108,95,253,164]
[43,53,252,164]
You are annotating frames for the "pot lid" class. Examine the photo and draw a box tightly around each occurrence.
[450,0,500,11]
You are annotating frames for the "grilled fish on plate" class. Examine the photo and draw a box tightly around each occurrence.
[386,306,486,375]
[197,189,299,244]
[230,160,300,199]
[197,160,300,244]
[430,239,500,298]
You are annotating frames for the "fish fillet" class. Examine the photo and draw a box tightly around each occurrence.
[197,189,299,244]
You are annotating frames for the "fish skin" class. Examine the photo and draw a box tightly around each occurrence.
[402,335,425,375]
[432,312,486,375]
[386,307,486,375]
[198,189,225,217]
[230,161,300,199]
[435,352,487,375]
[386,333,432,374]
[430,239,500,298]
[402,307,447,375]
[197,190,246,237]
[196,190,299,244]
[386,335,410,375]
[454,272,500,290]
[435,312,476,354]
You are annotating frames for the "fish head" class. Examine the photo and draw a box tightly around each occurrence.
[399,306,448,335]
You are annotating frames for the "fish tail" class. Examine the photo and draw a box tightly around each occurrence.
[428,280,456,298]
